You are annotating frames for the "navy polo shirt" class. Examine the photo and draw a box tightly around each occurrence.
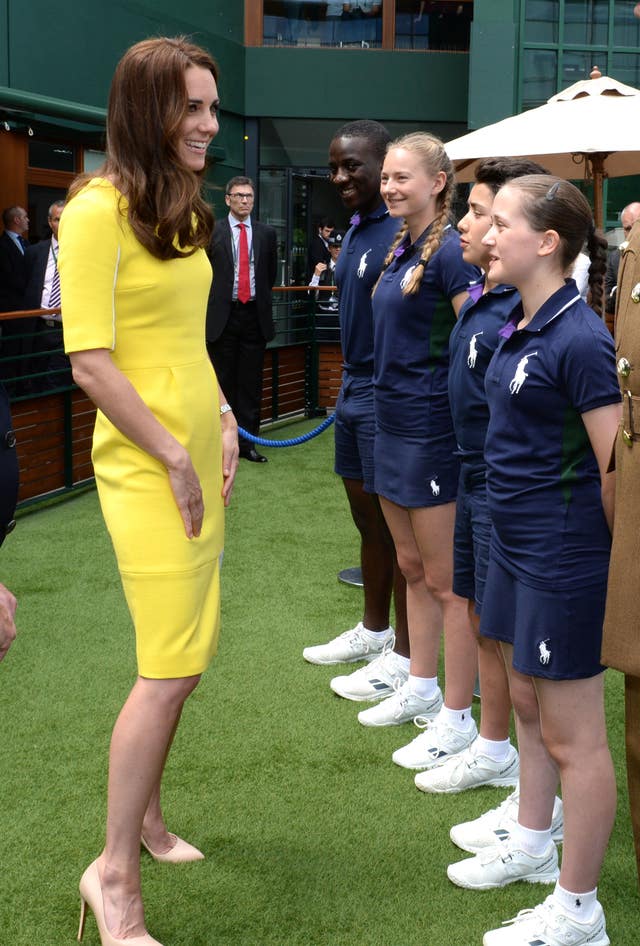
[484,280,620,590]
[449,279,520,462]
[334,203,399,377]
[372,226,479,435]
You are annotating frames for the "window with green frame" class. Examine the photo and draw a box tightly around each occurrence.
[520,1,640,109]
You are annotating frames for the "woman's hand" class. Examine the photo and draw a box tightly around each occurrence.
[220,410,239,507]
[166,449,204,539]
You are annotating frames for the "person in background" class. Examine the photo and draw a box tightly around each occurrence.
[24,200,71,390]
[0,206,32,391]
[206,176,278,463]
[308,216,335,276]
[605,201,640,318]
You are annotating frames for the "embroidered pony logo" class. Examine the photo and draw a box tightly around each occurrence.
[357,250,371,278]
[509,352,538,395]
[430,478,440,497]
[400,265,417,292]
[538,640,551,665]
[468,332,483,368]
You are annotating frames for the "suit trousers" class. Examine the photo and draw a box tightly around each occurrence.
[207,301,265,449]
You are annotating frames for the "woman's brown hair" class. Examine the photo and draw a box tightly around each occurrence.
[68,36,217,260]
[378,132,456,296]
[504,175,607,311]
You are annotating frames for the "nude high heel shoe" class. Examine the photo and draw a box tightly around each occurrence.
[78,860,163,946]
[141,833,204,863]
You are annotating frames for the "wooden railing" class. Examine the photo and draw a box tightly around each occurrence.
[1,288,343,507]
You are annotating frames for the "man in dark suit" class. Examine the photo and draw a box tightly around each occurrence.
[307,216,334,279]
[206,176,278,462]
[0,206,31,391]
[24,200,70,390]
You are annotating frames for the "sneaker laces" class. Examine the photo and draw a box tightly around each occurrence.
[498,896,554,930]
[337,625,374,655]
[387,679,411,719]
[365,639,397,672]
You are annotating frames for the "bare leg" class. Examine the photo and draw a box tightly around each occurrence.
[379,497,442,677]
[343,477,409,656]
[141,710,183,853]
[99,674,200,939]
[536,672,616,891]
[501,642,558,831]
[471,606,512,740]
[410,504,476,709]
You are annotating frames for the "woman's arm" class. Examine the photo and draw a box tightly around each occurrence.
[582,402,622,532]
[70,348,205,538]
[218,385,239,507]
[451,290,469,317]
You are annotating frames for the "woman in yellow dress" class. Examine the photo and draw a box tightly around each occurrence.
[58,37,238,946]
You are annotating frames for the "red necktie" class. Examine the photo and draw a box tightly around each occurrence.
[237,223,251,304]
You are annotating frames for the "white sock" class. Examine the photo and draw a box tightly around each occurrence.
[510,821,552,856]
[407,674,439,700]
[553,882,598,922]
[395,653,411,673]
[362,625,392,641]
[439,704,474,732]
[474,735,512,762]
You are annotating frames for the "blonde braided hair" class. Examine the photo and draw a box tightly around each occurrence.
[375,133,456,297]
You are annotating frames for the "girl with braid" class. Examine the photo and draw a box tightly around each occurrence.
[358,134,483,778]
[460,176,619,946]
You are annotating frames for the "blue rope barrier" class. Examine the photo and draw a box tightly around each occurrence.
[238,413,335,447]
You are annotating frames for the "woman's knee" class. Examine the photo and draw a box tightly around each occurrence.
[140,673,201,710]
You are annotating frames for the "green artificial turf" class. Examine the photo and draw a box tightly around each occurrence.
[0,417,637,945]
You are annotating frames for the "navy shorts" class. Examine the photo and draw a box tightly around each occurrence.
[453,463,491,613]
[373,426,460,508]
[480,557,607,680]
[334,375,376,492]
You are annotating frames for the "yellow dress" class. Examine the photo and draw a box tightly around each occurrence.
[58,179,223,678]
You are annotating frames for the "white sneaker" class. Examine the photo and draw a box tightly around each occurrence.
[447,837,559,890]
[302,622,394,666]
[357,680,443,727]
[450,788,564,854]
[483,895,609,946]
[329,645,408,702]
[392,714,478,770]
[414,741,519,793]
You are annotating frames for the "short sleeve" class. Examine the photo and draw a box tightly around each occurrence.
[434,232,481,301]
[559,308,621,414]
[58,183,121,354]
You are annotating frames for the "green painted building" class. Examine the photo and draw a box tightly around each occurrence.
[1,1,639,271]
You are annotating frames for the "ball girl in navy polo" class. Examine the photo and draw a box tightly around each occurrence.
[358,133,482,776]
[467,176,620,946]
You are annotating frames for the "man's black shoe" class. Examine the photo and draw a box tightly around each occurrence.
[240,446,268,463]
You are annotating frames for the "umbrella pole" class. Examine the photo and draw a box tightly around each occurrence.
[588,154,608,320]
[590,153,606,231]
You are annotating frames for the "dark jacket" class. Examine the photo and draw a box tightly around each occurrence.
[205,217,278,343]
[23,239,53,310]
[0,232,29,313]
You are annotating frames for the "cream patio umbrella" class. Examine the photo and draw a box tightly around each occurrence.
[445,68,640,229]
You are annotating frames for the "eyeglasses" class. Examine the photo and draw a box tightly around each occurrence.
[229,192,254,201]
